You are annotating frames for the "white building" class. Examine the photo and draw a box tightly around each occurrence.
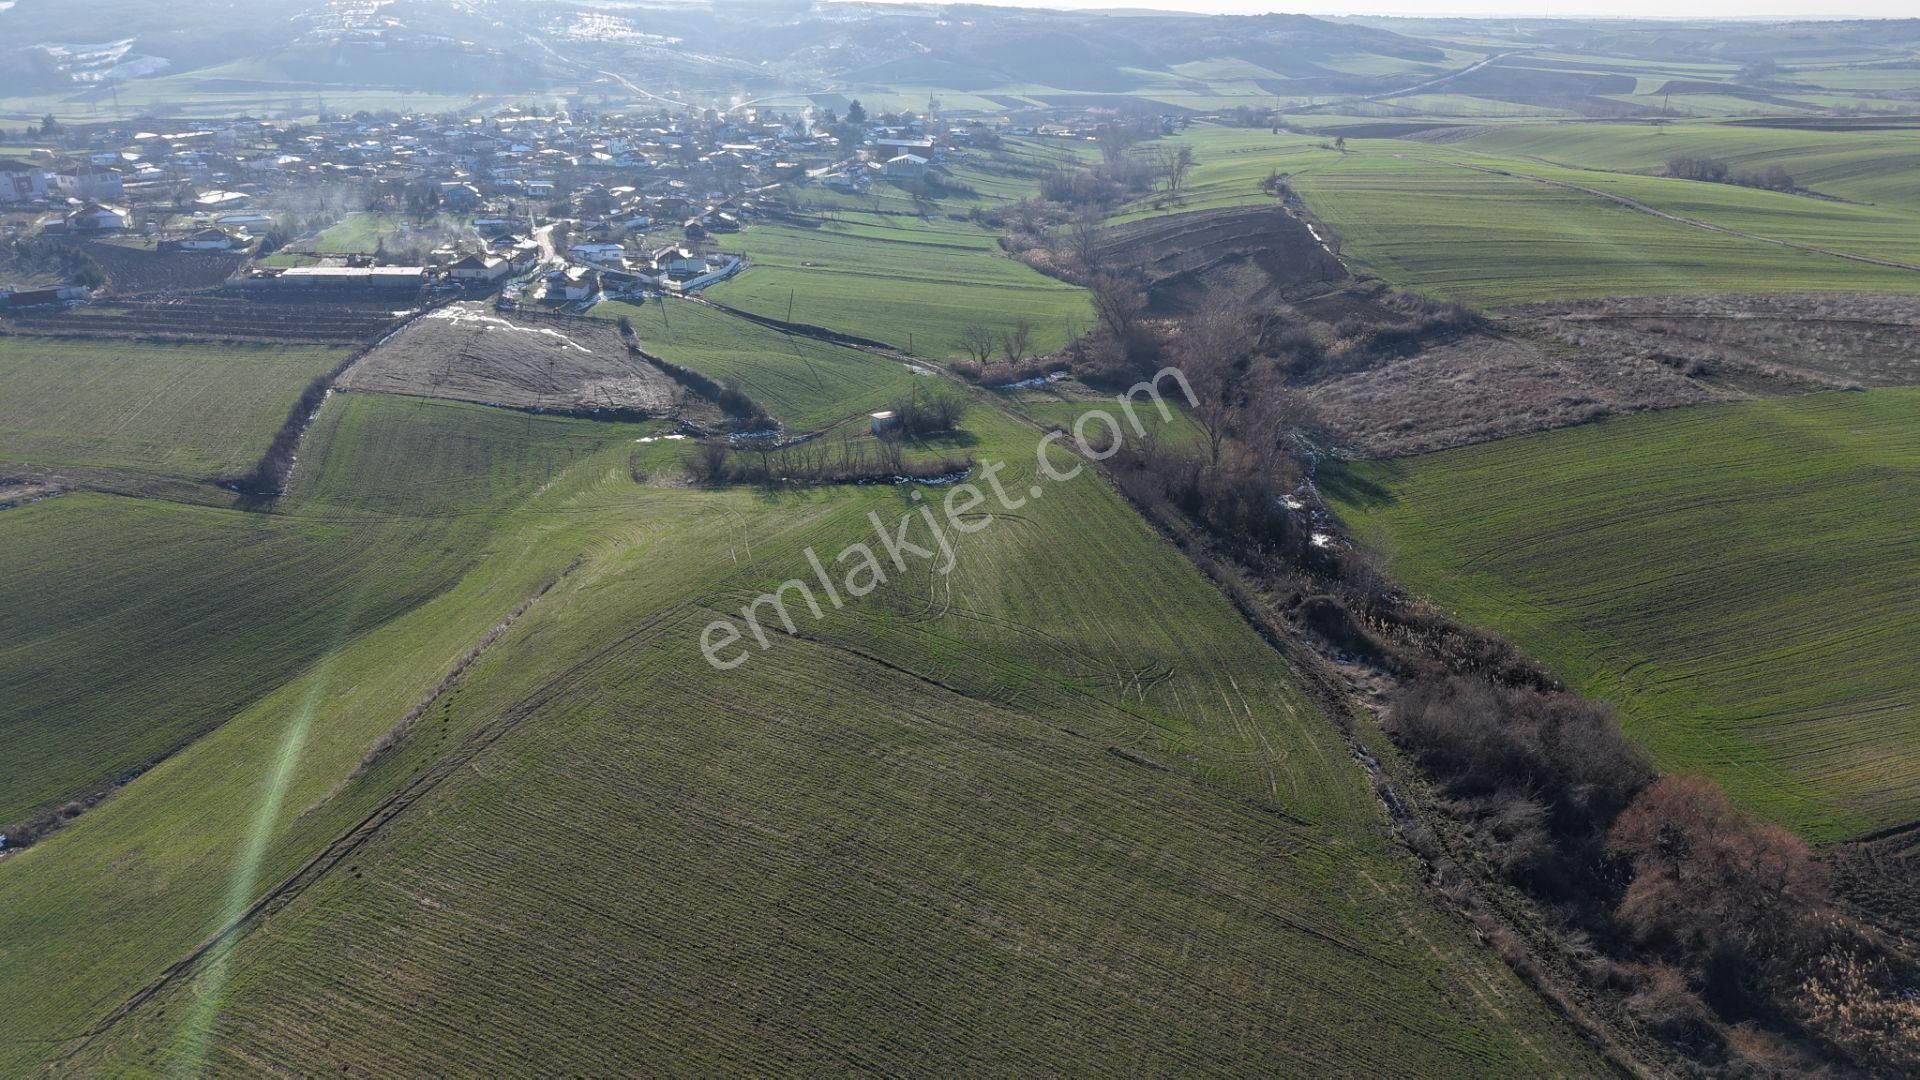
[449,252,511,282]
[0,160,49,203]
[568,241,627,266]
[177,227,241,250]
[883,154,929,179]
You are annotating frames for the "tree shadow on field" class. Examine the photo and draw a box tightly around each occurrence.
[1317,461,1398,511]
[910,429,981,451]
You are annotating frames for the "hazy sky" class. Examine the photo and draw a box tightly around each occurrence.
[859,0,1913,20]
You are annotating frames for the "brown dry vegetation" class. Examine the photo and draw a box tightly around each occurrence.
[1826,823,1920,943]
[339,302,679,414]
[1068,205,1344,312]
[1303,332,1715,456]
[0,478,59,509]
[1087,267,1920,1072]
[1032,208,1920,458]
[1271,288,1920,457]
[1506,292,1920,389]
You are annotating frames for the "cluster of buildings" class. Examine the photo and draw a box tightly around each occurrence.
[3,104,1004,304]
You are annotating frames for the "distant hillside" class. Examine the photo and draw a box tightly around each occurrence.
[0,0,1451,104]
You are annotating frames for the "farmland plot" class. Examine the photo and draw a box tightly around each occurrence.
[0,391,660,1072]
[1439,119,1920,213]
[0,395,640,832]
[0,336,346,485]
[8,298,403,345]
[704,212,1093,358]
[598,298,922,430]
[1328,388,1920,840]
[1129,128,1920,305]
[36,407,1601,1075]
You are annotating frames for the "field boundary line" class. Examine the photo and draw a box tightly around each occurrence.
[58,589,701,1060]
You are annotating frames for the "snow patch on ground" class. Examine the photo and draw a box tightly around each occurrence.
[426,304,593,353]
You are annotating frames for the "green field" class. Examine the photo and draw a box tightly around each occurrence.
[706,210,1093,358]
[1326,388,1920,842]
[15,21,1920,1070]
[1129,126,1920,305]
[1442,120,1920,210]
[0,336,346,485]
[305,211,465,255]
[0,394,640,832]
[601,298,924,430]
[0,378,1600,1072]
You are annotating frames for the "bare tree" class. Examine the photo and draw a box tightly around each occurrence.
[999,317,1033,364]
[1610,774,1830,1000]
[1175,300,1256,469]
[1153,145,1196,194]
[956,321,998,365]
[1087,272,1146,342]
[1065,208,1104,274]
[1097,124,1141,164]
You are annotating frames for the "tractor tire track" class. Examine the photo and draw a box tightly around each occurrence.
[63,593,701,1057]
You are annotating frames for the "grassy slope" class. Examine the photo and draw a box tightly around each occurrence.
[1138,127,1920,305]
[3,396,1599,1074]
[1445,120,1920,210]
[0,336,345,483]
[0,393,656,1070]
[600,298,922,430]
[0,395,640,830]
[1326,389,1920,842]
[706,205,1092,359]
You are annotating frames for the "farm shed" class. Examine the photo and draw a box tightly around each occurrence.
[174,228,241,251]
[65,204,129,233]
[449,253,511,282]
[883,154,929,179]
[242,266,428,293]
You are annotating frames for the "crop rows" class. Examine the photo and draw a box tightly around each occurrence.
[1139,127,1920,305]
[9,299,403,345]
[0,335,348,483]
[50,408,1599,1075]
[704,212,1092,358]
[1328,388,1920,840]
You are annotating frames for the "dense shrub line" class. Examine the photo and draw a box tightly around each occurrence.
[223,354,357,496]
[685,436,969,487]
[881,387,967,436]
[1093,289,1918,1073]
[623,337,771,430]
[1667,154,1798,193]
